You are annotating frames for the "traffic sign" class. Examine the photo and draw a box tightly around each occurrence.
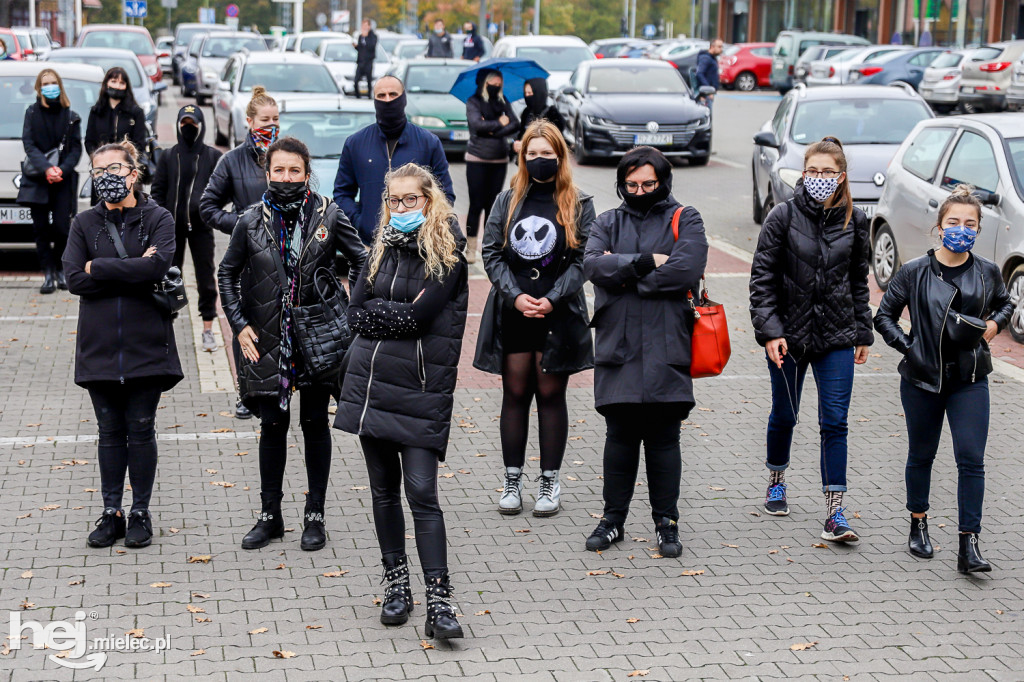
[642,23,656,38]
[225,3,239,17]
[198,6,215,22]
[487,22,498,35]
[125,0,147,18]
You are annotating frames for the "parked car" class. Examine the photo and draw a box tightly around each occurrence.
[392,35,493,61]
[959,41,1024,112]
[590,38,651,59]
[793,44,854,86]
[919,49,978,113]
[555,58,713,165]
[869,114,1024,342]
[284,30,351,55]
[182,32,267,105]
[848,47,945,89]
[316,38,392,96]
[388,59,471,154]
[76,24,161,85]
[1006,54,1024,110]
[13,27,57,60]
[376,31,420,56]
[649,40,710,82]
[261,34,284,51]
[178,33,206,98]
[751,84,933,225]
[156,35,174,74]
[718,42,773,91]
[806,45,913,87]
[770,31,869,93]
[492,35,595,90]
[278,95,376,184]
[0,27,33,61]
[171,22,228,85]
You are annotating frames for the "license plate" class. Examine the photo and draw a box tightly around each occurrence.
[962,86,975,94]
[635,133,672,145]
[855,203,876,219]
[449,130,469,141]
[0,206,32,224]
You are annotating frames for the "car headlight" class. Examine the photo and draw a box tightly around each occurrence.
[586,115,616,127]
[410,115,446,128]
[145,63,159,77]
[778,168,803,189]
[696,115,710,128]
[203,70,218,83]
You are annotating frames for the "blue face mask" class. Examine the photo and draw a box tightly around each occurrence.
[41,84,61,100]
[941,224,978,253]
[389,209,425,233]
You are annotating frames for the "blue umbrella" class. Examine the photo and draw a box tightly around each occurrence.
[449,58,550,103]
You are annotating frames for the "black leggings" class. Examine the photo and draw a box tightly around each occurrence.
[30,182,74,272]
[501,352,569,471]
[255,386,332,503]
[87,381,164,511]
[360,436,447,572]
[172,224,218,321]
[465,161,507,237]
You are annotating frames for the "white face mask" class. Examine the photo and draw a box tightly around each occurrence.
[804,176,839,203]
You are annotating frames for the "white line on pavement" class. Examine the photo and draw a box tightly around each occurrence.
[1,431,261,446]
[711,157,748,170]
[0,316,79,321]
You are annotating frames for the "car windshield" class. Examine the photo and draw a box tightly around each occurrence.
[516,45,593,72]
[587,66,687,94]
[929,51,963,68]
[31,33,49,49]
[790,99,931,145]
[203,36,266,58]
[971,45,1004,61]
[299,34,346,54]
[176,27,210,47]
[867,49,911,65]
[723,45,741,57]
[405,64,463,94]
[280,111,376,158]
[0,34,15,53]
[239,63,339,93]
[379,36,415,54]
[48,54,145,88]
[1006,137,1024,199]
[322,41,358,62]
[0,76,99,139]
[774,35,794,57]
[396,42,427,59]
[81,30,154,55]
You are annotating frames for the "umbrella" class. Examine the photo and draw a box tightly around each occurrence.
[449,58,550,103]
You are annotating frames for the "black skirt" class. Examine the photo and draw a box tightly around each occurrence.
[501,309,550,354]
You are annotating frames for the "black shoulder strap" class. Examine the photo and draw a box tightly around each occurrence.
[104,218,129,259]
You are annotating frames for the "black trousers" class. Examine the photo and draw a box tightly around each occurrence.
[360,436,447,572]
[465,161,507,237]
[87,380,164,511]
[600,403,688,525]
[255,385,332,503]
[172,222,218,321]
[29,182,74,272]
[354,63,373,98]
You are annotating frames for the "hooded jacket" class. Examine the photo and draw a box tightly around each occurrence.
[199,133,268,235]
[17,99,82,206]
[462,25,486,61]
[517,78,567,139]
[151,105,223,231]
[467,72,519,160]
[695,50,720,90]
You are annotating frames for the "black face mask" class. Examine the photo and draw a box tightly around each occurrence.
[526,157,559,183]
[619,181,670,214]
[486,84,502,100]
[180,124,200,146]
[524,92,546,114]
[267,180,308,213]
[107,87,127,101]
[375,92,407,138]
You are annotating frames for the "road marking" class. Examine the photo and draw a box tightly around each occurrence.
[0,316,79,321]
[0,431,261,446]
[711,157,747,170]
[181,256,234,393]
[707,235,755,264]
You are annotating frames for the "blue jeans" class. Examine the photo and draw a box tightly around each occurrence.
[901,374,988,533]
[765,347,854,492]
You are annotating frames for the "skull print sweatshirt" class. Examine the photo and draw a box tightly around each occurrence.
[504,181,565,298]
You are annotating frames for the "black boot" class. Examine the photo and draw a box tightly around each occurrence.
[40,268,57,294]
[56,269,67,290]
[241,494,284,550]
[957,532,992,574]
[124,509,153,548]
[300,499,326,551]
[424,571,464,640]
[379,554,413,625]
[87,507,125,548]
[908,516,933,558]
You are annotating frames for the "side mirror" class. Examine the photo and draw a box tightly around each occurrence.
[974,189,1000,206]
[217,80,230,90]
[753,130,780,148]
[560,83,577,96]
[152,81,168,93]
[697,85,716,99]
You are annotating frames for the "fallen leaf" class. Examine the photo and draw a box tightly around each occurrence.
[569,436,583,441]
[514,529,531,534]
[115,549,126,554]
[457,469,470,474]
[528,456,540,461]
[0,643,9,656]
[322,570,349,578]
[19,600,34,610]
[627,671,650,678]
[680,570,705,576]
[188,555,212,563]
[126,628,144,639]
[219,411,233,417]
[205,469,218,474]
[853,512,862,519]
[749,511,761,517]
[20,571,32,579]
[721,543,739,549]
[191,649,205,656]
[590,513,603,519]
[781,545,791,549]
[372,598,382,605]
[626,618,640,623]
[150,582,172,588]
[632,537,649,542]
[272,650,296,659]
[39,504,61,512]
[249,627,269,635]
[210,428,234,433]
[195,617,212,623]
[790,641,818,651]
[786,557,794,563]
[474,610,490,616]
[54,650,70,659]
[275,563,286,570]
[420,640,434,650]
[474,453,486,457]
[235,451,248,456]
[857,417,871,422]
[186,605,205,614]
[812,543,829,549]
[68,578,85,586]
[84,488,98,493]
[196,413,208,417]
[25,423,42,427]
[708,486,726,491]
[586,570,609,576]
[169,527,180,533]
[648,553,664,559]
[210,481,235,488]
[305,624,323,630]
[566,476,578,481]
[350,485,368,491]
[768,549,778,555]
[996,610,1004,615]
[938,523,945,528]
[192,592,210,598]
[612,572,625,578]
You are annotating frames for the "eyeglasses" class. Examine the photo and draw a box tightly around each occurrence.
[624,180,659,193]
[88,163,134,179]
[803,170,841,179]
[385,194,425,209]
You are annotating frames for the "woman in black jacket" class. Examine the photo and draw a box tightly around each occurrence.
[218,136,365,553]
[85,67,148,198]
[582,146,708,559]
[474,120,594,517]
[465,69,518,262]
[62,140,182,550]
[512,78,567,156]
[18,68,82,294]
[874,185,1012,573]
[335,163,468,641]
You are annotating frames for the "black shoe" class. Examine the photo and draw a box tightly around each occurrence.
[56,269,67,290]
[821,507,859,543]
[908,516,933,559]
[424,571,464,640]
[241,495,284,550]
[585,518,624,552]
[40,269,56,295]
[957,532,992,574]
[300,500,326,551]
[124,509,153,548]
[87,507,125,548]
[655,517,682,558]
[235,399,252,420]
[379,554,413,625]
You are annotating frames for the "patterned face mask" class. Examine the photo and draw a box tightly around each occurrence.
[803,175,840,203]
[94,171,132,204]
[250,124,279,151]
[941,224,978,253]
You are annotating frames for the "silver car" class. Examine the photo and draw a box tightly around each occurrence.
[919,49,977,113]
[806,45,911,87]
[315,38,392,96]
[278,96,376,186]
[191,32,267,104]
[869,114,1024,342]
[1005,55,1024,110]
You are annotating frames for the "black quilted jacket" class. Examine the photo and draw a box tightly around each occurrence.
[748,181,874,354]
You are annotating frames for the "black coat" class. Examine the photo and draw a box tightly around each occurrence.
[356,31,377,67]
[17,100,82,206]
[518,106,567,139]
[62,196,183,390]
[84,100,147,157]
[474,187,595,375]
[874,250,1012,392]
[217,193,366,404]
[583,197,708,409]
[199,135,267,235]
[426,31,453,58]
[748,182,874,354]
[466,94,519,160]
[151,105,222,231]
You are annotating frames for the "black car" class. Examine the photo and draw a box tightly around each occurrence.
[555,59,714,165]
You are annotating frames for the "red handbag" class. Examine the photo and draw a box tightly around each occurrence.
[672,208,731,379]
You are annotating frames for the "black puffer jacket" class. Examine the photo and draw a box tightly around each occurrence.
[466,94,519,160]
[199,134,267,235]
[874,250,1012,392]
[17,100,82,206]
[749,181,874,354]
[217,193,366,404]
[151,105,222,230]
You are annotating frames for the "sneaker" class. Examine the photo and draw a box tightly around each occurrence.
[202,329,217,352]
[764,483,790,516]
[124,509,153,548]
[87,507,125,548]
[821,507,859,543]
[585,518,624,552]
[235,398,252,420]
[532,470,561,517]
[655,517,682,557]
[498,467,524,515]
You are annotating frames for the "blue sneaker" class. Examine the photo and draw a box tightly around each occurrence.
[822,507,859,543]
[764,483,789,516]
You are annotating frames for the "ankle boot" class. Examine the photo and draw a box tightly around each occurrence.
[424,571,464,640]
[40,268,57,294]
[300,499,326,551]
[498,467,524,515]
[56,269,68,290]
[380,554,413,625]
[465,236,478,264]
[908,516,933,558]
[957,532,992,574]
[533,469,561,517]
[241,493,284,550]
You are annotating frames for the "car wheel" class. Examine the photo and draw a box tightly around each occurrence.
[763,189,775,219]
[690,154,710,166]
[752,173,764,225]
[960,101,978,115]
[934,104,955,115]
[215,114,228,147]
[228,119,235,147]
[1007,264,1024,344]
[573,122,592,165]
[872,222,900,291]
[736,71,758,92]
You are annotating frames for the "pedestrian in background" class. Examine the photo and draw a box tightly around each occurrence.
[62,139,181,550]
[151,104,222,352]
[426,19,453,58]
[335,163,468,641]
[461,22,486,62]
[748,136,872,543]
[85,67,148,204]
[218,136,365,553]
[695,38,723,109]
[18,68,82,294]
[465,69,519,263]
[355,19,378,99]
[874,185,1012,574]
[583,146,708,559]
[513,78,567,156]
[474,120,594,517]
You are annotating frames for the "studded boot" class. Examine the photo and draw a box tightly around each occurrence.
[424,570,463,640]
[241,493,284,550]
[300,498,326,551]
[957,532,992,574]
[379,554,413,625]
[908,516,933,558]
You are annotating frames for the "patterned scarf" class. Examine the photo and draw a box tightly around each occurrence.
[380,224,417,249]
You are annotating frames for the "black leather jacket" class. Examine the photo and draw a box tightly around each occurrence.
[874,250,1012,393]
[466,94,519,160]
[199,135,267,235]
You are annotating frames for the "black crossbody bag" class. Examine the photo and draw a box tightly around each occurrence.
[104,218,188,315]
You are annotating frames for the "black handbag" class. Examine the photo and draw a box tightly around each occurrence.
[21,111,76,178]
[104,218,188,315]
[292,267,352,378]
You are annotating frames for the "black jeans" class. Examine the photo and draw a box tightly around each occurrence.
[29,182,74,272]
[255,385,332,503]
[465,161,507,237]
[172,223,217,321]
[901,373,988,533]
[87,380,163,511]
[360,436,447,572]
[600,403,688,525]
[354,63,373,98]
